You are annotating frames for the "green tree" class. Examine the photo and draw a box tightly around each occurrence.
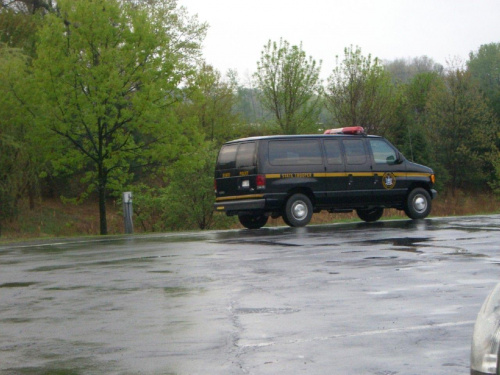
[468,43,500,119]
[425,67,499,194]
[183,63,239,143]
[31,0,206,234]
[325,45,396,134]
[0,43,42,235]
[384,56,443,84]
[388,72,442,166]
[254,38,322,134]
[164,143,227,230]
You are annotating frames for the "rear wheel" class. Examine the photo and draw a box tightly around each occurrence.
[404,188,431,219]
[284,194,313,227]
[356,207,384,222]
[238,214,268,229]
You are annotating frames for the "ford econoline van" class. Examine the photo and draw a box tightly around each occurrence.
[214,127,437,229]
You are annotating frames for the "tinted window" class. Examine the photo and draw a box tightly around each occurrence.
[324,140,343,165]
[236,142,256,168]
[217,144,238,169]
[369,139,397,164]
[269,140,322,166]
[343,139,367,165]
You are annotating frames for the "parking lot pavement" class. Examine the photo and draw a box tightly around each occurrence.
[1,215,499,374]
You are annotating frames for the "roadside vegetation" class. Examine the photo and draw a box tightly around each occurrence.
[1,0,500,239]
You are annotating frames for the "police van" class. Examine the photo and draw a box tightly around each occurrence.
[214,127,437,229]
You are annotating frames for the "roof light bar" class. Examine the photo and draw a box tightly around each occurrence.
[324,126,365,135]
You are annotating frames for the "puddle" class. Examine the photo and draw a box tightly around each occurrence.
[357,237,430,248]
[219,239,302,247]
[163,286,204,297]
[0,282,38,288]
[235,307,300,314]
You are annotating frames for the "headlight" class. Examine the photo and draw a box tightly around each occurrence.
[471,283,500,375]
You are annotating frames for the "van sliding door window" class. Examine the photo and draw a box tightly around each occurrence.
[343,139,367,165]
[324,140,343,165]
[269,140,322,165]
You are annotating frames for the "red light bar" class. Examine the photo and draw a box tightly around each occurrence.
[324,126,365,135]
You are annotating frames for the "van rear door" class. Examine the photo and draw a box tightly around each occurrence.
[215,142,257,199]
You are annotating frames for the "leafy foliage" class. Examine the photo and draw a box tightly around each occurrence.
[30,0,206,234]
[1,0,500,236]
[468,43,500,119]
[425,68,499,193]
[254,38,322,134]
[325,45,396,134]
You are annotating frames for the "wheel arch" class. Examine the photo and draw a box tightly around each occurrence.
[284,187,316,208]
[407,182,433,198]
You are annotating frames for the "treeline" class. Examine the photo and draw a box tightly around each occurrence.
[1,0,499,235]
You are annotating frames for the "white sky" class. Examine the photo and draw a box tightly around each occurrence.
[178,0,500,81]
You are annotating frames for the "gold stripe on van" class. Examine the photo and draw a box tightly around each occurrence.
[314,172,349,177]
[215,194,264,202]
[262,172,431,179]
[406,173,432,178]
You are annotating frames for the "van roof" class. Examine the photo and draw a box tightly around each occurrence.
[223,133,381,144]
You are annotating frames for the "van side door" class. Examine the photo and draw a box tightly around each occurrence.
[342,138,373,204]
[323,139,349,203]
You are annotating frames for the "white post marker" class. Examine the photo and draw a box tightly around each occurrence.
[123,192,133,234]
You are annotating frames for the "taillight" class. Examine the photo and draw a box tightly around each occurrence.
[214,179,217,194]
[256,174,266,189]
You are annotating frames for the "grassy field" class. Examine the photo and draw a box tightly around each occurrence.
[1,192,499,241]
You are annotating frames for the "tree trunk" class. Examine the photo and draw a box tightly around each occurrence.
[28,184,35,210]
[97,164,108,235]
[98,185,107,235]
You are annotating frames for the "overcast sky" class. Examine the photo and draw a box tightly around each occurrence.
[178,0,500,80]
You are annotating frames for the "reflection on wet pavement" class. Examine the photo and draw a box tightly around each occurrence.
[0,215,499,374]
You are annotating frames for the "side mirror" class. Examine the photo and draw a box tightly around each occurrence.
[386,153,403,165]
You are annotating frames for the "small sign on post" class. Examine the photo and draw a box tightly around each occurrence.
[123,192,133,234]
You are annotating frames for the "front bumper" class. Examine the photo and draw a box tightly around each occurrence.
[431,189,438,199]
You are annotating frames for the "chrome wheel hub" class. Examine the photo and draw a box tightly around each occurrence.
[414,196,427,213]
[292,201,307,220]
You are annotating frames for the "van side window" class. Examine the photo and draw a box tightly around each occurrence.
[324,140,343,165]
[369,139,397,164]
[269,140,322,165]
[343,139,367,165]
[217,144,238,169]
[236,142,256,168]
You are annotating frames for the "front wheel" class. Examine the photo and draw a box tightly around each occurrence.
[404,188,431,219]
[356,207,384,222]
[238,214,268,229]
[284,194,313,227]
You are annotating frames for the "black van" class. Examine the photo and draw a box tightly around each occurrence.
[214,127,437,229]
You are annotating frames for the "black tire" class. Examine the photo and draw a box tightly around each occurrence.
[356,207,384,222]
[404,188,431,219]
[238,214,268,229]
[284,194,313,227]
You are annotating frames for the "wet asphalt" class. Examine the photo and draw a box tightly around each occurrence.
[1,215,499,375]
